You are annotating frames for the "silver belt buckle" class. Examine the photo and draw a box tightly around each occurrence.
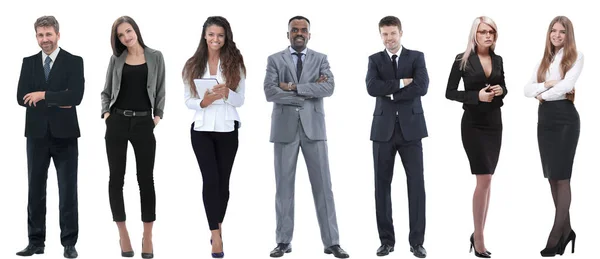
[123,110,135,117]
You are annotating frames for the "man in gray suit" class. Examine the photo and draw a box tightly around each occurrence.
[264,16,349,259]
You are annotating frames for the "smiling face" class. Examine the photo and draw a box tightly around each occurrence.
[380,25,402,53]
[287,19,310,52]
[476,23,496,49]
[117,22,139,48]
[550,22,566,48]
[204,25,225,51]
[36,26,60,54]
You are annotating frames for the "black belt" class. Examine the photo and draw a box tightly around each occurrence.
[113,108,151,117]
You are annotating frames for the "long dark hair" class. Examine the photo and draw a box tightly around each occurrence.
[110,16,147,57]
[182,16,246,97]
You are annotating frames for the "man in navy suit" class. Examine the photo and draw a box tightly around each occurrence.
[16,16,84,258]
[365,16,429,258]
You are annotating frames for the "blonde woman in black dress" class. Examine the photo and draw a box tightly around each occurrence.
[445,16,507,258]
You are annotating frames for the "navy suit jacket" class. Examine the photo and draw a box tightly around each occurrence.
[17,48,85,138]
[366,47,429,142]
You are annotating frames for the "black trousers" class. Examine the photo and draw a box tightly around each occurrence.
[105,113,156,222]
[191,122,239,230]
[373,119,426,246]
[26,129,78,247]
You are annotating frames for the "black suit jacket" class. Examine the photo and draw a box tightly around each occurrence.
[366,47,429,142]
[445,51,507,115]
[17,48,85,138]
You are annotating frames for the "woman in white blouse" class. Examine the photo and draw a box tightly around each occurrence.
[181,16,246,258]
[524,16,583,257]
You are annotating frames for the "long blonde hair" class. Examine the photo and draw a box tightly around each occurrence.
[459,16,498,70]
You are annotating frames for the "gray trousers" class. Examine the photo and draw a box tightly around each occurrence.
[274,122,340,248]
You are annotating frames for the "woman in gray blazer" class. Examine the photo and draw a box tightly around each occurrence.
[100,16,165,259]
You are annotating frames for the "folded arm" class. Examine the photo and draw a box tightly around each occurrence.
[264,56,304,106]
[45,56,85,107]
[296,55,334,98]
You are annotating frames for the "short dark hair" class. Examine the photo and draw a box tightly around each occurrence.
[288,15,310,25]
[110,16,147,57]
[34,16,59,33]
[379,16,402,31]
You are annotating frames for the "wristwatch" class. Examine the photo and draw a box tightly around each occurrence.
[287,82,293,91]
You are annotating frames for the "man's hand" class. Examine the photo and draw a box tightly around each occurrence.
[279,82,296,91]
[23,91,45,106]
[104,112,110,120]
[316,74,328,83]
[402,78,413,86]
[153,116,160,126]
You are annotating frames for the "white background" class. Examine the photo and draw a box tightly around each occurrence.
[0,0,597,258]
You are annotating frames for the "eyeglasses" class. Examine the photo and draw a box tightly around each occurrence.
[477,30,496,36]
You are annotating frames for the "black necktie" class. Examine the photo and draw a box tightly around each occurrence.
[391,54,398,78]
[292,52,304,80]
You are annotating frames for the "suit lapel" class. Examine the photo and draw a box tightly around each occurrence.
[468,52,487,80]
[397,47,409,73]
[281,48,298,83]
[144,48,155,86]
[47,50,65,82]
[300,49,314,83]
[34,52,46,83]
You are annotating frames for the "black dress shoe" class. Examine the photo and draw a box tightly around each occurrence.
[270,243,291,257]
[64,246,78,258]
[324,245,350,258]
[16,244,45,256]
[410,244,427,258]
[376,244,394,256]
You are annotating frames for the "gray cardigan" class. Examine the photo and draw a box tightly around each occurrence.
[100,47,166,118]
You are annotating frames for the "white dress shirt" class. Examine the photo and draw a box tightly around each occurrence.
[183,59,245,132]
[42,47,61,70]
[524,48,584,101]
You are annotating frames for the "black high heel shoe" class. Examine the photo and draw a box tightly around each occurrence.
[119,239,134,257]
[558,230,576,255]
[210,238,224,258]
[470,235,491,258]
[141,238,154,258]
[471,233,491,255]
[540,236,564,257]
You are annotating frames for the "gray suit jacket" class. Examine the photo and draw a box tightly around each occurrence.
[264,47,334,143]
[100,47,166,118]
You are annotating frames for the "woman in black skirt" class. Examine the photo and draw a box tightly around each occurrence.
[446,16,507,258]
[524,16,583,257]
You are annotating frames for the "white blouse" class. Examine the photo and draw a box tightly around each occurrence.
[524,48,584,101]
[183,60,245,132]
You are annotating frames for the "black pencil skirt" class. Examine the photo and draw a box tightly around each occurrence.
[537,100,580,180]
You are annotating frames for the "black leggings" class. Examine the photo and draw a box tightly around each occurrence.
[191,122,239,230]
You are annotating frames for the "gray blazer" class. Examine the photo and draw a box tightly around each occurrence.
[100,47,166,118]
[264,47,334,143]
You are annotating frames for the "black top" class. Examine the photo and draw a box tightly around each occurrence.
[445,51,508,116]
[113,63,151,111]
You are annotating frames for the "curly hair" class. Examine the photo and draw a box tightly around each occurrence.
[182,16,246,97]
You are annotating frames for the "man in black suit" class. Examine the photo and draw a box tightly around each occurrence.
[365,16,429,258]
[16,16,84,259]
